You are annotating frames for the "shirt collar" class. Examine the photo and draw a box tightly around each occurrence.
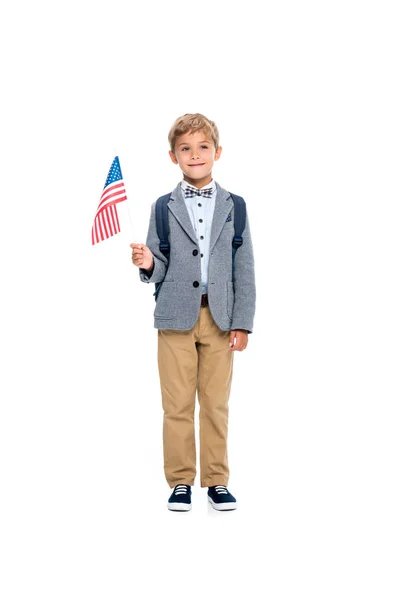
[180,179,216,194]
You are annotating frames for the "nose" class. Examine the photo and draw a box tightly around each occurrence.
[191,150,200,160]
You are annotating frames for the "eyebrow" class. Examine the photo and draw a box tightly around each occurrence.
[178,140,211,146]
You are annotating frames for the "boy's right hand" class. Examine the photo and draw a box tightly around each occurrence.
[130,243,154,271]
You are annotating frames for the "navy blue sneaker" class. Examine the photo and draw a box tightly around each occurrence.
[207,485,237,511]
[167,484,192,511]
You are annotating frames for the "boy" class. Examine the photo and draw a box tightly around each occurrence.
[130,113,256,511]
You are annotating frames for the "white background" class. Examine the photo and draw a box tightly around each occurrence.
[1,1,399,598]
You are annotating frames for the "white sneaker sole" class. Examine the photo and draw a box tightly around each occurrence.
[208,496,237,511]
[167,502,192,511]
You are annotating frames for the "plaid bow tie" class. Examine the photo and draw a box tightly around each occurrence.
[183,184,214,198]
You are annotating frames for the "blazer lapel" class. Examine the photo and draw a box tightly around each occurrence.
[167,180,233,250]
[209,182,233,253]
[168,183,198,245]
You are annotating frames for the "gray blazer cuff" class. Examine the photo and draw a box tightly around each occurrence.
[231,325,253,334]
[139,256,165,283]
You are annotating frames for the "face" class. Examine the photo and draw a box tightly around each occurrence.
[169,129,222,187]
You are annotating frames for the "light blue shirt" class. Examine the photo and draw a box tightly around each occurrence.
[180,179,217,294]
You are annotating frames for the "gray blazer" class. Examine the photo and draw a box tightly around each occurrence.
[139,181,256,333]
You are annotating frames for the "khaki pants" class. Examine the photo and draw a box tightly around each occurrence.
[157,304,234,488]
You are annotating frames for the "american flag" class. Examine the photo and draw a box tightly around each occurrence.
[92,156,127,245]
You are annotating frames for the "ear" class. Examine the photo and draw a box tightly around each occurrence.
[214,146,222,161]
[169,150,178,164]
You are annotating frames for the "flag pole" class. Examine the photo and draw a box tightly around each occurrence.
[114,149,136,243]
[126,197,136,240]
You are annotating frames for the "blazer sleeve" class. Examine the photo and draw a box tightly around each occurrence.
[231,208,256,334]
[138,201,169,284]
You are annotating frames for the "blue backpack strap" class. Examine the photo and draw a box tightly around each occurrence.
[229,193,247,282]
[153,193,172,299]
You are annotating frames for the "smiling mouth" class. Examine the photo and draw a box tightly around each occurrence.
[189,163,205,167]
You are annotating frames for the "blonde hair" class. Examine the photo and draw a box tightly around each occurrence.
[168,113,220,153]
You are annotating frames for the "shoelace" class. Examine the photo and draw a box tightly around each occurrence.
[214,486,228,495]
[174,485,190,495]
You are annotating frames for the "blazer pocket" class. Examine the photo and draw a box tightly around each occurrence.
[226,281,234,319]
[154,282,177,319]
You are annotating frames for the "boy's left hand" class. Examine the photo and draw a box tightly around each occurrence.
[229,329,248,351]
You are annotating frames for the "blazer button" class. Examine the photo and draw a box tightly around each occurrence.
[193,281,199,287]
[192,249,198,256]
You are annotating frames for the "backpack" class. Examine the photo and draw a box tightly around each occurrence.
[153,192,246,301]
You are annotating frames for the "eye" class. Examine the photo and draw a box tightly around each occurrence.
[182,147,189,151]
[201,145,208,149]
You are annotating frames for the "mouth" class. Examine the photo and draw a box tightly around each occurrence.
[189,163,205,167]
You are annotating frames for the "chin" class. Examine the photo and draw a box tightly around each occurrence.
[188,169,209,177]
[186,173,204,179]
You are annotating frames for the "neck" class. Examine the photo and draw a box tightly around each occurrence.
[183,174,213,188]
